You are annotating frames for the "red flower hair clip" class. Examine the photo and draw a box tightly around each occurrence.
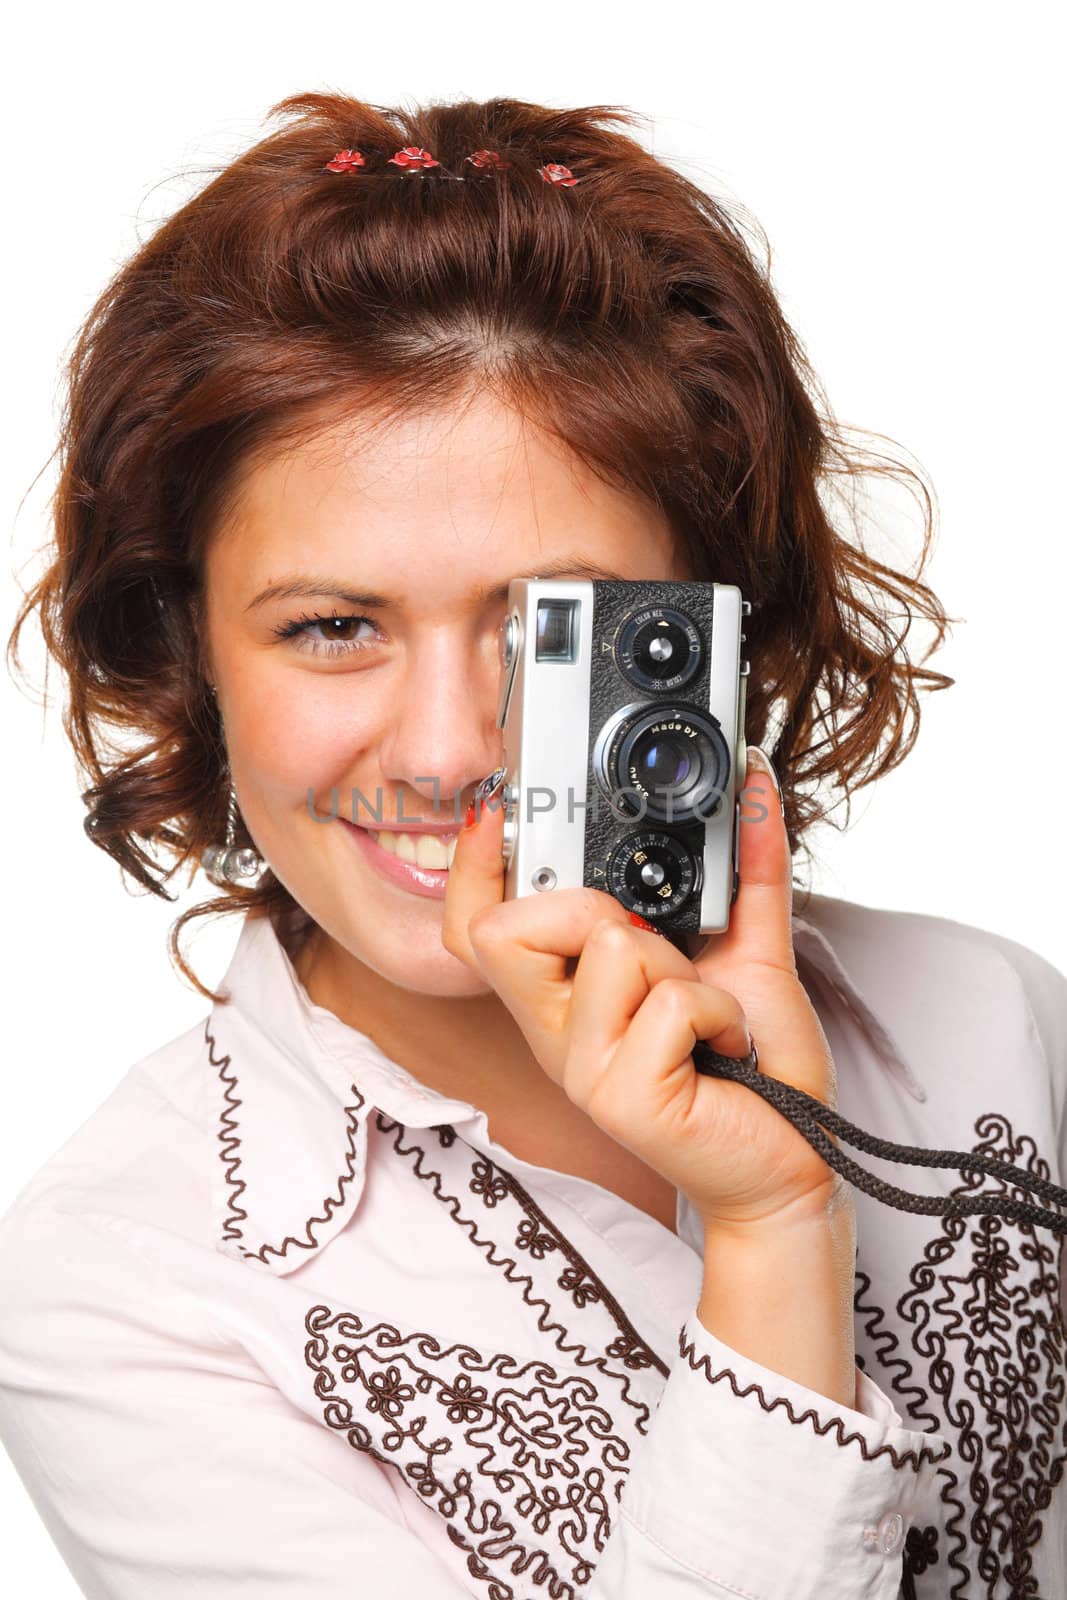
[465,149,511,170]
[324,149,365,173]
[388,146,440,172]
[539,163,578,187]
[322,145,580,186]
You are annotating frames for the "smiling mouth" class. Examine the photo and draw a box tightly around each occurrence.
[365,829,459,870]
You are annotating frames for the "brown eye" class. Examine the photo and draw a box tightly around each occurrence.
[307,617,366,642]
[272,611,383,658]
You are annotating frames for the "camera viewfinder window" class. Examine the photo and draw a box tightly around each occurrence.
[535,599,579,662]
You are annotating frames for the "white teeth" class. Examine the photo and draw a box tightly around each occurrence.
[370,829,458,870]
[417,833,455,869]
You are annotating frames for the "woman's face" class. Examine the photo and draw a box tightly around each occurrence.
[201,390,689,998]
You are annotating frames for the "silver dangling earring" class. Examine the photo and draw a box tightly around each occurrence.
[202,683,265,888]
[202,782,265,888]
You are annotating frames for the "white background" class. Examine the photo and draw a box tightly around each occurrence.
[2,2,1064,1588]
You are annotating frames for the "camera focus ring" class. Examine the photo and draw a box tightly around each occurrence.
[593,701,731,825]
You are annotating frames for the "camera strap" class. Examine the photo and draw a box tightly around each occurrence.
[692,1040,1067,1235]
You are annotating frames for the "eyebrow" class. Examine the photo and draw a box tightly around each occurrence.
[244,557,640,614]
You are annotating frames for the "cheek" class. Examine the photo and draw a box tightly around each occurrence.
[227,672,382,810]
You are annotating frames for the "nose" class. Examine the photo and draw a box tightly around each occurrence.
[376,625,503,824]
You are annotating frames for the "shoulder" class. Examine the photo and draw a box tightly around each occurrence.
[806,896,1062,1030]
[797,891,1067,1115]
[0,1013,223,1390]
[0,1013,214,1247]
[799,889,1066,1048]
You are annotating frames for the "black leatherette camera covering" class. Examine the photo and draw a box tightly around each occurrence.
[581,581,727,932]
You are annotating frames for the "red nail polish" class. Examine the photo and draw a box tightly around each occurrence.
[463,800,479,830]
[627,910,657,932]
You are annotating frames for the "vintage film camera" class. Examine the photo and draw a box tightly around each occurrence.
[495,579,751,933]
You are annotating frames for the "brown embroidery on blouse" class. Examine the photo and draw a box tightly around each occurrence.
[377,1112,668,1385]
[304,1302,627,1598]
[676,1325,950,1472]
[496,1159,658,1364]
[853,1112,1067,1600]
[900,1522,940,1600]
[206,1019,366,1266]
[445,1522,516,1600]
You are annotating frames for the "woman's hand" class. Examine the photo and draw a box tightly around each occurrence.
[441,751,842,1234]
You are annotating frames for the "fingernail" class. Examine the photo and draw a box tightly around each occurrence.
[627,910,656,931]
[464,765,507,830]
[476,764,507,803]
[746,745,785,817]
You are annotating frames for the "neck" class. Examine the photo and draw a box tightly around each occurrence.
[293,923,550,1112]
[290,915,683,1237]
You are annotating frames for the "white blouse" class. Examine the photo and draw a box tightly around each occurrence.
[0,891,1064,1600]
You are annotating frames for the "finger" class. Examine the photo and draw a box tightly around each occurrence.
[693,745,795,980]
[581,975,750,1133]
[458,882,637,1065]
[557,917,704,1096]
[440,765,509,971]
[441,765,639,1052]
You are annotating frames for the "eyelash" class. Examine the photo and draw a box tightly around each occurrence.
[272,609,383,658]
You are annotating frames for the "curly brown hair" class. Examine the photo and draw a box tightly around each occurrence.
[7,90,956,1003]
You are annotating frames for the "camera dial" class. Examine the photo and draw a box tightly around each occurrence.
[606,830,700,919]
[614,605,702,692]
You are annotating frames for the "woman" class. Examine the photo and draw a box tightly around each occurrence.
[1,91,1063,1600]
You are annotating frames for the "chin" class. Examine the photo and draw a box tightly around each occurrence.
[259,819,498,998]
[280,874,494,1000]
[352,923,494,999]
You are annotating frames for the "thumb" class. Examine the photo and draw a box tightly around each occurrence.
[440,765,508,970]
[702,744,794,972]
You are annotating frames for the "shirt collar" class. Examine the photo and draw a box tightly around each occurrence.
[204,895,924,1278]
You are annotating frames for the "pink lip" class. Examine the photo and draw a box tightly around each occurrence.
[339,818,450,900]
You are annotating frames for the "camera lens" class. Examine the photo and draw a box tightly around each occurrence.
[593,702,730,825]
[615,606,702,693]
[606,830,699,920]
[632,735,693,790]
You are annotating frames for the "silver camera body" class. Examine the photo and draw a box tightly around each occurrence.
[495,579,751,934]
